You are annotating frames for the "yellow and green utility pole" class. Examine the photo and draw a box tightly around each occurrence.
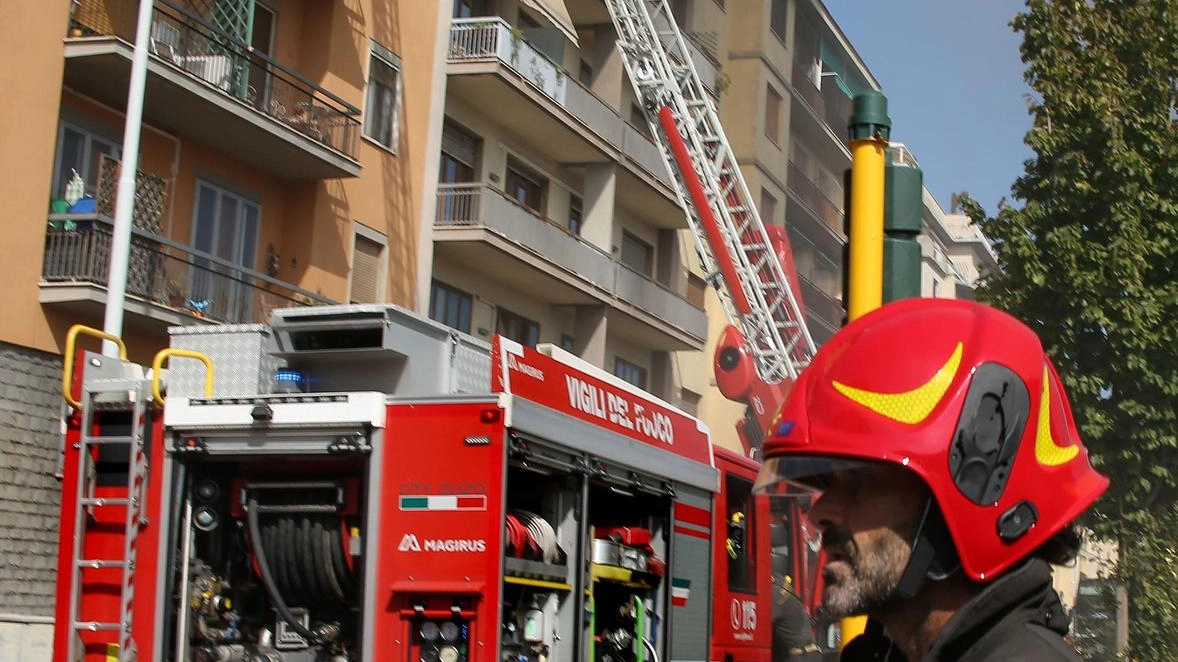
[846,92,891,320]
[838,90,925,650]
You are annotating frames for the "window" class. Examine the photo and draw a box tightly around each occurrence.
[505,160,545,212]
[568,195,583,235]
[760,189,778,224]
[614,357,647,389]
[191,180,261,322]
[246,2,277,111]
[498,308,540,347]
[726,473,756,592]
[560,333,576,352]
[364,41,401,151]
[438,122,479,223]
[440,121,478,184]
[770,0,786,42]
[430,280,473,333]
[350,225,386,304]
[765,84,782,143]
[52,121,121,199]
[621,231,653,275]
[452,0,485,18]
[579,60,593,85]
[630,103,652,139]
[687,273,707,307]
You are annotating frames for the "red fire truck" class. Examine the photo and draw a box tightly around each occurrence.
[53,304,808,662]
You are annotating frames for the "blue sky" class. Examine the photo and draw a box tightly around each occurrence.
[821,0,1033,214]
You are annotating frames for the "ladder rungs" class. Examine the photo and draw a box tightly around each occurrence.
[73,621,123,631]
[81,497,132,507]
[77,559,128,569]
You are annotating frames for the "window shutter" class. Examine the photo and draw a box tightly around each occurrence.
[442,122,477,167]
[350,234,383,303]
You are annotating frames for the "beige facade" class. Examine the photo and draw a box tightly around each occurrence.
[673,0,1001,453]
[428,0,713,409]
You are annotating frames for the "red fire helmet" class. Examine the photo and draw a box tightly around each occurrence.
[758,298,1109,581]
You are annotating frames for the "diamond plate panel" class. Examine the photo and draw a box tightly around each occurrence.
[453,336,492,394]
[167,323,284,398]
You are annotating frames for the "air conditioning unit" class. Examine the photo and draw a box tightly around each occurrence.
[179,54,234,92]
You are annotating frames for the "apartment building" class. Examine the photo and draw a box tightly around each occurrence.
[679,0,999,444]
[427,0,722,409]
[0,0,447,639]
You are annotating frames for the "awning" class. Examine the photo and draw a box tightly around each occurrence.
[520,0,580,46]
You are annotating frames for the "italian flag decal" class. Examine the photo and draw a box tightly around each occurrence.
[671,578,690,607]
[399,495,487,511]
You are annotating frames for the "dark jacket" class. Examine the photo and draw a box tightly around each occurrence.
[841,560,1081,662]
[773,586,822,662]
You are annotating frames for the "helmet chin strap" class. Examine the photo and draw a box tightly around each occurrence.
[897,497,961,599]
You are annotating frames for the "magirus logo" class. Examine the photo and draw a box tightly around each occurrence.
[398,533,487,553]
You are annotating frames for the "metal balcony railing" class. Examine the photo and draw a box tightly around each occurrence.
[787,161,844,234]
[435,184,704,337]
[448,18,671,188]
[436,183,615,288]
[42,214,334,325]
[69,0,360,159]
[448,18,568,103]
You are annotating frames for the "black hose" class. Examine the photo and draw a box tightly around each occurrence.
[313,518,347,604]
[299,516,324,603]
[328,521,357,599]
[283,516,307,605]
[246,497,321,644]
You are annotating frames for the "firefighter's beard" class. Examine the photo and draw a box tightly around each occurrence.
[818,523,914,620]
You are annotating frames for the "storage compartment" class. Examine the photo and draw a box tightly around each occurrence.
[169,456,370,661]
[501,464,575,662]
[585,481,670,662]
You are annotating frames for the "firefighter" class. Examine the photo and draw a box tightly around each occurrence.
[756,298,1108,662]
[772,574,821,662]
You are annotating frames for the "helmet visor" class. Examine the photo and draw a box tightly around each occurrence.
[754,454,879,495]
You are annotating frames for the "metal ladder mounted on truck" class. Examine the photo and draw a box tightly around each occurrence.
[602,0,829,622]
[603,0,817,381]
[601,0,818,453]
[58,326,213,662]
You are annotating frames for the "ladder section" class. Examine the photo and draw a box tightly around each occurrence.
[68,379,150,662]
[603,0,816,383]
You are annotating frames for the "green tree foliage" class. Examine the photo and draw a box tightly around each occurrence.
[958,1,1178,658]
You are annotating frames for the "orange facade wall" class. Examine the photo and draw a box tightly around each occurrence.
[2,0,446,355]
[0,1,72,353]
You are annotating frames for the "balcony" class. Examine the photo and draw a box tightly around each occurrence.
[65,0,361,180]
[40,214,334,332]
[434,184,705,348]
[446,18,676,201]
[786,160,844,237]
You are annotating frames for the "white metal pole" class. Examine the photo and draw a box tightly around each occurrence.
[102,0,155,356]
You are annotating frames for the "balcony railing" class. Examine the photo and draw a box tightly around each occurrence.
[435,184,703,336]
[791,58,824,113]
[613,263,706,337]
[623,123,671,184]
[448,17,671,189]
[683,35,719,96]
[787,161,844,234]
[449,18,568,103]
[69,0,360,159]
[42,214,333,325]
[436,183,614,288]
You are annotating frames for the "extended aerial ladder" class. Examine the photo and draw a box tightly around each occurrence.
[602,0,818,455]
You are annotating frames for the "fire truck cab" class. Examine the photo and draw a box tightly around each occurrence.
[56,304,774,662]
